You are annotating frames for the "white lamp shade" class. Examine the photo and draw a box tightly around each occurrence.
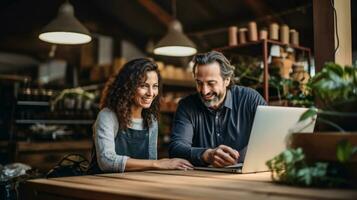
[153,46,197,57]
[153,20,197,57]
[39,2,91,45]
[39,32,91,45]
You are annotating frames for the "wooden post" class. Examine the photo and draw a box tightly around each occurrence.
[262,39,269,102]
[313,0,335,72]
[334,0,352,66]
[313,0,352,72]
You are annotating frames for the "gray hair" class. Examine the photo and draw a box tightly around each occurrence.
[192,51,235,87]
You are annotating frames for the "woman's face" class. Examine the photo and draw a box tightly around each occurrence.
[133,71,159,109]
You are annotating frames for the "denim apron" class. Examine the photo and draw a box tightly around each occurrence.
[88,127,152,174]
[115,128,149,159]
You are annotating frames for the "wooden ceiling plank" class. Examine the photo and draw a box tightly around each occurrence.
[243,0,283,24]
[138,0,173,26]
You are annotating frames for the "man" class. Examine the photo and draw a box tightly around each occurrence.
[169,51,267,167]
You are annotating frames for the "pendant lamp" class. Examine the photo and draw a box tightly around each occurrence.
[153,0,197,57]
[39,1,91,45]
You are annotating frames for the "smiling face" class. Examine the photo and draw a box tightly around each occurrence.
[194,61,230,109]
[133,71,159,110]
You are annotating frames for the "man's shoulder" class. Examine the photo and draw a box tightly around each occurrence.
[231,85,266,105]
[231,85,259,96]
[230,85,266,104]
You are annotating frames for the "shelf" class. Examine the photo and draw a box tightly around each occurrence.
[215,39,312,103]
[162,79,195,87]
[17,101,49,106]
[16,139,92,152]
[266,39,311,51]
[15,119,94,125]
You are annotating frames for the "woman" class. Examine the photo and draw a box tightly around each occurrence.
[89,58,193,173]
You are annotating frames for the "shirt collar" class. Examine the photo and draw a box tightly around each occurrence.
[223,88,233,109]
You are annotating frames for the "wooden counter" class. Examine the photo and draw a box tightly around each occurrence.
[21,170,357,200]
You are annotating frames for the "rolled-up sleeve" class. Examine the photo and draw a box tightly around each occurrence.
[169,101,208,166]
[94,109,129,173]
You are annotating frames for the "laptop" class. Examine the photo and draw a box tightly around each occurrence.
[194,105,316,174]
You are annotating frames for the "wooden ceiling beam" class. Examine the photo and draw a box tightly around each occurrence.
[191,0,220,19]
[243,0,283,24]
[138,0,173,27]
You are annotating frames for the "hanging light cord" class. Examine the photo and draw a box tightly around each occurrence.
[49,45,57,58]
[172,0,177,19]
[330,0,339,55]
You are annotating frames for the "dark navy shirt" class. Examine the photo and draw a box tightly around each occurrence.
[168,85,267,166]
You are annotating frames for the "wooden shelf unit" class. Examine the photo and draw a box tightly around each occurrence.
[215,39,312,103]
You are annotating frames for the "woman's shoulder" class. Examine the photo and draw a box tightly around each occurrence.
[152,117,158,127]
[97,107,118,124]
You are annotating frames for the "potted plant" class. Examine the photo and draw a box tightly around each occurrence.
[292,62,357,156]
[51,88,95,111]
[267,62,357,187]
[267,142,357,187]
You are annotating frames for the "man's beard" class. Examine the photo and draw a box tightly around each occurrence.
[199,92,223,108]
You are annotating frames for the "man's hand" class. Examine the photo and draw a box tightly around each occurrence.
[202,145,239,168]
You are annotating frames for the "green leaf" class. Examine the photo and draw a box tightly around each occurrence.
[308,62,357,104]
[299,107,317,122]
[265,146,357,187]
[336,139,353,163]
[297,168,312,185]
[311,162,328,177]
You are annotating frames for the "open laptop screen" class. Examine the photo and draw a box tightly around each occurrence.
[194,106,315,174]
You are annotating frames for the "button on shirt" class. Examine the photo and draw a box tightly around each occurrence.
[169,85,267,166]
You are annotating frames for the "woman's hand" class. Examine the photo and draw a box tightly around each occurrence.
[154,158,193,170]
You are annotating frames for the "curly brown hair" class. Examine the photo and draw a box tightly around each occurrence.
[100,58,161,130]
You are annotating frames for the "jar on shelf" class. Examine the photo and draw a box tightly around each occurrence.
[39,89,47,101]
[290,29,299,45]
[18,88,31,101]
[247,21,258,41]
[32,89,40,101]
[238,28,248,44]
[228,26,238,46]
[46,90,54,102]
[174,67,185,80]
[164,65,174,79]
[259,28,268,40]
[269,23,279,40]
[156,61,165,72]
[280,24,289,44]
